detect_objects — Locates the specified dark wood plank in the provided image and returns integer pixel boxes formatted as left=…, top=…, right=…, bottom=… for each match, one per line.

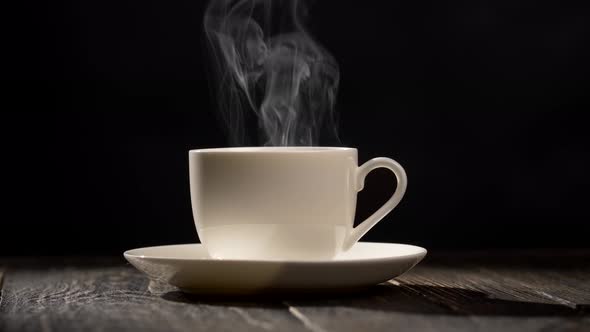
left=477, top=267, right=590, bottom=309
left=1, top=252, right=588, bottom=332
left=282, top=283, right=476, bottom=332
left=285, top=252, right=590, bottom=332
left=285, top=279, right=587, bottom=332
left=0, top=263, right=304, bottom=332
left=0, top=268, right=4, bottom=308
left=398, top=264, right=563, bottom=307
left=404, top=251, right=590, bottom=308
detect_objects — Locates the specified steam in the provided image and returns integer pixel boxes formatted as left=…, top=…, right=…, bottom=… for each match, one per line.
left=204, top=0, right=339, bottom=146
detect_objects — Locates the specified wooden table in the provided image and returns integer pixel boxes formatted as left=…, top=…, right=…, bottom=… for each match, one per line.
left=1, top=251, right=588, bottom=331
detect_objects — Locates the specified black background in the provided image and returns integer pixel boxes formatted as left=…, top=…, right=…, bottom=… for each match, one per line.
left=3, top=0, right=589, bottom=254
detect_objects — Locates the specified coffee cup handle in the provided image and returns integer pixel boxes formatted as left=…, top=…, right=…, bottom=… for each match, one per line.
left=343, top=157, right=408, bottom=250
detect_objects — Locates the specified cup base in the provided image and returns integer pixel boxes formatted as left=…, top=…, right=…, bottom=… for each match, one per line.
left=198, top=223, right=348, bottom=260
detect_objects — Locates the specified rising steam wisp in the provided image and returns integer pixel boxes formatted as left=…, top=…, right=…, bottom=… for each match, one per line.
left=204, top=0, right=339, bottom=146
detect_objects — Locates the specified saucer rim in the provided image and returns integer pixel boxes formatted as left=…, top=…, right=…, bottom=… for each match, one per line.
left=123, top=242, right=427, bottom=265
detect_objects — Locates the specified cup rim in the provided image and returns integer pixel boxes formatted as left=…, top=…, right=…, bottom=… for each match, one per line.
left=189, top=147, right=356, bottom=153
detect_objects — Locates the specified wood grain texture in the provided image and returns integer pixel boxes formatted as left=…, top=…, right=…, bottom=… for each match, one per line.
left=0, top=264, right=303, bottom=332
left=0, top=268, right=4, bottom=309
left=0, top=252, right=588, bottom=332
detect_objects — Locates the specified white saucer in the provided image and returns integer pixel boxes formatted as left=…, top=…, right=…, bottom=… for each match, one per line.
left=124, top=242, right=427, bottom=294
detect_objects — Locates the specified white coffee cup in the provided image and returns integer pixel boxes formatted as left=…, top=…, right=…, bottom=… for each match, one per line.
left=189, top=147, right=407, bottom=260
